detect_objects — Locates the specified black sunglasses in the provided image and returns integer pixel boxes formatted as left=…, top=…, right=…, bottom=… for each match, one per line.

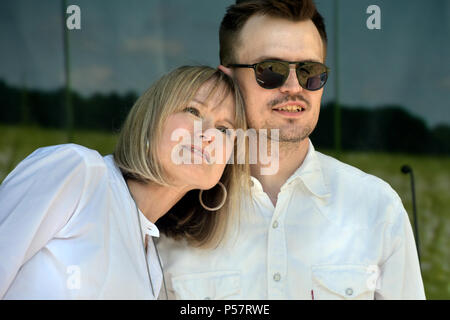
left=228, top=60, right=330, bottom=91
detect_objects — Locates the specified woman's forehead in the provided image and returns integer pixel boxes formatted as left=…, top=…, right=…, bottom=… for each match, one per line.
left=194, top=81, right=235, bottom=110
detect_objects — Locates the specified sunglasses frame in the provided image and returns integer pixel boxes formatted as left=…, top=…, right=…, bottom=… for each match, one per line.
left=227, top=60, right=330, bottom=91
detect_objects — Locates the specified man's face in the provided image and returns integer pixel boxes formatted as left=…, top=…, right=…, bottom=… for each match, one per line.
left=226, top=15, right=325, bottom=143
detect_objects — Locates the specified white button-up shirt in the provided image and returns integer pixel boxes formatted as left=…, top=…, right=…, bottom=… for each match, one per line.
left=157, top=140, right=425, bottom=300
left=0, top=144, right=162, bottom=299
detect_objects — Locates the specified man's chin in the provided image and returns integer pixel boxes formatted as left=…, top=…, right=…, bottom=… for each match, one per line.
left=267, top=128, right=312, bottom=143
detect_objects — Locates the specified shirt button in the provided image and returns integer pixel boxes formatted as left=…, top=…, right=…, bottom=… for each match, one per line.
left=273, top=273, right=281, bottom=282
left=345, top=288, right=354, bottom=296
left=272, top=221, right=279, bottom=229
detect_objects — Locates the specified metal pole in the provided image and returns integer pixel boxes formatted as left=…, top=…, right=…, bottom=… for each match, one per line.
left=20, top=74, right=30, bottom=125
left=62, top=0, right=73, bottom=142
left=401, top=165, right=421, bottom=264
left=154, top=0, right=166, bottom=75
left=334, top=0, right=342, bottom=156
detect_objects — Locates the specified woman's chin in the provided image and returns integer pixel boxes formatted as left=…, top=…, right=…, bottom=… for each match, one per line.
left=186, top=179, right=217, bottom=191
left=174, top=166, right=223, bottom=190
left=203, top=180, right=220, bottom=190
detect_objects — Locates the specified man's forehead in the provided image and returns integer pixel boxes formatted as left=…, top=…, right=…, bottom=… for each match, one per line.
left=236, top=15, right=324, bottom=63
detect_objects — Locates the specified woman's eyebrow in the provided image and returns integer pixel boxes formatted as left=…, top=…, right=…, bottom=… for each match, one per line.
left=191, top=99, right=235, bottom=128
left=191, top=99, right=206, bottom=106
left=222, top=119, right=235, bottom=128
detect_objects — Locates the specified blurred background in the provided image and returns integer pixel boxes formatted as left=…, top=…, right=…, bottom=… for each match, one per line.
left=0, top=0, right=448, bottom=299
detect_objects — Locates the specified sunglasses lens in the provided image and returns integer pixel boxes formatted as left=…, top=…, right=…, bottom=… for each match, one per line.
left=255, top=61, right=288, bottom=89
left=297, top=63, right=328, bottom=91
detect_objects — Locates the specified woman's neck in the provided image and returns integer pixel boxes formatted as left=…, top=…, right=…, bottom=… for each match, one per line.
left=126, top=179, right=191, bottom=223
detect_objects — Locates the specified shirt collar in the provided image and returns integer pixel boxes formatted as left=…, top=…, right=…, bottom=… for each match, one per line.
left=251, top=139, right=331, bottom=199
left=139, top=209, right=160, bottom=239
left=104, top=154, right=161, bottom=239
left=285, top=140, right=330, bottom=198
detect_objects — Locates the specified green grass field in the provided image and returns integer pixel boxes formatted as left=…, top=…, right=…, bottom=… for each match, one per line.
left=1, top=124, right=449, bottom=299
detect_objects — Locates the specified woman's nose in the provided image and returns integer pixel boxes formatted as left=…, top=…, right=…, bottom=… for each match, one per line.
left=199, top=131, right=215, bottom=144
left=195, top=122, right=216, bottom=144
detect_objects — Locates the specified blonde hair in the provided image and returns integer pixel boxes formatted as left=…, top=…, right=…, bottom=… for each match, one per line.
left=114, top=66, right=250, bottom=248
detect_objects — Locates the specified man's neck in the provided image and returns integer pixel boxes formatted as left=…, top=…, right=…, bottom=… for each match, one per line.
left=251, top=138, right=310, bottom=206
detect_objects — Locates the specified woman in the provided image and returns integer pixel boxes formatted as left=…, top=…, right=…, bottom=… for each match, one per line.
left=0, top=66, right=249, bottom=299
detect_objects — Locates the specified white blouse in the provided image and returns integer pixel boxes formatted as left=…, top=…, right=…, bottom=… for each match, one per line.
left=0, top=144, right=162, bottom=299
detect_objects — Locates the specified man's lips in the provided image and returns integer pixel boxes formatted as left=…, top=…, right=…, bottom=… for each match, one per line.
left=272, top=101, right=307, bottom=116
left=181, top=145, right=210, bottom=163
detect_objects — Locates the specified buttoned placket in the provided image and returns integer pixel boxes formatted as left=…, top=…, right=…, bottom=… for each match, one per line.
left=266, top=183, right=294, bottom=299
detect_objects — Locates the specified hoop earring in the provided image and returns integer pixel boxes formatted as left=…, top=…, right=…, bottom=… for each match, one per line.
left=199, top=181, right=227, bottom=211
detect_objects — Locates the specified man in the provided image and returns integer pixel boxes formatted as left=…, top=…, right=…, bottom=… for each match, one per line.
left=157, top=0, right=425, bottom=299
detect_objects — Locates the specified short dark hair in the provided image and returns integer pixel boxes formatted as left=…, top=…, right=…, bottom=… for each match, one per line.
left=219, top=0, right=328, bottom=65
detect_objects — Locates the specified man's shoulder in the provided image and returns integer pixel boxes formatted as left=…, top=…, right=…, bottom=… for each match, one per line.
left=316, top=150, right=393, bottom=191
left=314, top=150, right=405, bottom=225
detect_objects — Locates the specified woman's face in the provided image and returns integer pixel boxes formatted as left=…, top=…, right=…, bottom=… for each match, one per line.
left=158, top=80, right=236, bottom=190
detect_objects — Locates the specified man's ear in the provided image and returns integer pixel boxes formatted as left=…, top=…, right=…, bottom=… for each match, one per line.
left=218, top=64, right=234, bottom=77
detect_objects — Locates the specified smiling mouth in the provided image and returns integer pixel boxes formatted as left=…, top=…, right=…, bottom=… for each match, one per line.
left=272, top=105, right=305, bottom=113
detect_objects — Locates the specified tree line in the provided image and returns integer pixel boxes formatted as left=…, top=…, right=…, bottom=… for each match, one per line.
left=312, top=103, right=450, bottom=154
left=1, top=79, right=449, bottom=155
left=0, top=79, right=136, bottom=133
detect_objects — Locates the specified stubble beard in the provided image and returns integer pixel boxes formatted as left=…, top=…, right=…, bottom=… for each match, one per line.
left=260, top=119, right=312, bottom=144
left=265, top=94, right=315, bottom=143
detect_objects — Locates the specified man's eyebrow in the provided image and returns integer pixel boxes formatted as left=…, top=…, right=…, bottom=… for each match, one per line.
left=253, top=56, right=323, bottom=64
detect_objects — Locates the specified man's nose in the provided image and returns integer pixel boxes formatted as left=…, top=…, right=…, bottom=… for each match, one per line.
left=279, top=66, right=303, bottom=95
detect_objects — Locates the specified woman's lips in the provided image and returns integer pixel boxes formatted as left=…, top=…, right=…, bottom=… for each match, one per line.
left=181, top=145, right=210, bottom=163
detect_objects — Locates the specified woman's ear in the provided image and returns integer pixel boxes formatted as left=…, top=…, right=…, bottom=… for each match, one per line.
left=218, top=65, right=233, bottom=77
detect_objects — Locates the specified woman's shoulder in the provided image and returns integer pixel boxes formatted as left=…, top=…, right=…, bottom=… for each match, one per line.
left=29, top=143, right=105, bottom=167
left=3, top=144, right=108, bottom=187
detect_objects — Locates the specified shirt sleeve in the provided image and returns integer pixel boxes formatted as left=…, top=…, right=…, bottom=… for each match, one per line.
left=375, top=196, right=426, bottom=300
left=0, top=144, right=105, bottom=298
